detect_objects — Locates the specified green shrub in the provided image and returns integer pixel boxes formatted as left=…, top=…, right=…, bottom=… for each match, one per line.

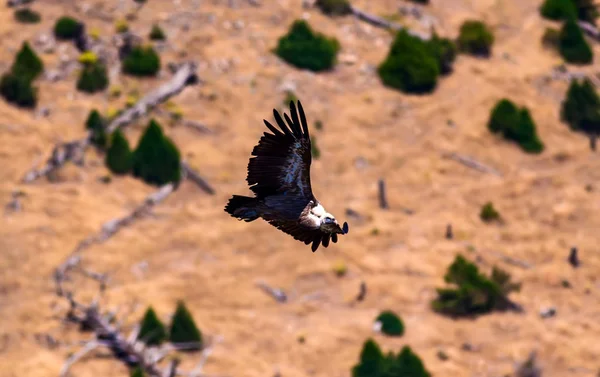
left=77, top=61, right=109, bottom=93
left=480, top=202, right=500, bottom=222
left=149, top=24, right=166, bottom=40
left=561, top=78, right=600, bottom=150
left=377, top=29, right=440, bottom=94
left=428, top=32, right=457, bottom=75
left=137, top=306, right=167, bottom=346
left=169, top=301, right=203, bottom=350
left=14, top=8, right=41, bottom=24
left=11, top=42, right=44, bottom=81
left=0, top=72, right=37, bottom=108
left=122, top=46, right=161, bottom=77
left=352, top=339, right=431, bottom=377
left=315, top=0, right=352, bottom=16
left=573, top=0, right=599, bottom=24
left=274, top=19, right=341, bottom=72
left=85, top=109, right=108, bottom=149
left=375, top=310, right=404, bottom=337
left=311, top=135, right=321, bottom=159
left=540, top=0, right=578, bottom=21
left=132, top=119, right=182, bottom=186
left=542, top=27, right=561, bottom=50
left=431, top=254, right=521, bottom=317
left=54, top=16, right=82, bottom=40
left=105, top=130, right=133, bottom=175
left=457, top=20, right=494, bottom=57
left=487, top=99, right=545, bottom=153
left=130, top=366, right=144, bottom=377
left=559, top=19, right=593, bottom=64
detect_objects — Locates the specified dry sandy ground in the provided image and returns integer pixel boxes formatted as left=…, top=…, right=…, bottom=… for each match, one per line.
left=1, top=0, right=600, bottom=376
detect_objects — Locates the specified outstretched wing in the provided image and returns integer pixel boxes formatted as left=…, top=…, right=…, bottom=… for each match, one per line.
left=266, top=219, right=339, bottom=252
left=246, top=100, right=313, bottom=199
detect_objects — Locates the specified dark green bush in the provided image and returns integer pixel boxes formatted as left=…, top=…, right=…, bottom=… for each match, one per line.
left=105, top=130, right=133, bottom=175
left=85, top=109, right=108, bottom=149
left=559, top=19, right=593, bottom=64
left=457, top=20, right=494, bottom=57
left=542, top=27, right=561, bottom=50
left=169, top=301, right=203, bottom=350
left=122, top=46, right=161, bottom=77
left=132, top=119, right=182, bottom=186
left=77, top=61, right=109, bottom=93
left=274, top=19, right=341, bottom=72
left=14, top=8, right=41, bottom=24
left=377, top=29, right=440, bottom=94
left=137, top=306, right=167, bottom=346
left=428, top=32, right=457, bottom=75
left=431, top=254, right=521, bottom=317
left=315, top=0, right=352, bottom=16
left=0, top=72, right=37, bottom=108
left=149, top=24, right=166, bottom=40
left=130, top=366, right=144, bottom=377
left=375, top=310, right=405, bottom=337
left=487, top=99, right=545, bottom=153
left=540, top=0, right=578, bottom=21
left=480, top=202, right=500, bottom=222
left=11, top=42, right=44, bottom=81
left=54, top=16, right=82, bottom=40
left=561, top=78, right=600, bottom=150
left=352, top=339, right=431, bottom=377
left=573, top=0, right=599, bottom=24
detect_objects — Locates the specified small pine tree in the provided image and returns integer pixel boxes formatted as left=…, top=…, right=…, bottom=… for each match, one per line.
left=274, top=19, right=341, bottom=72
left=85, top=109, right=107, bottom=149
left=105, top=130, right=133, bottom=175
left=487, top=99, right=544, bottom=153
left=540, top=0, right=578, bottom=21
left=559, top=19, right=593, bottom=64
left=149, top=24, right=166, bottom=40
left=315, top=0, right=352, bottom=16
left=54, top=16, right=82, bottom=40
left=561, top=78, right=600, bottom=150
left=375, top=310, right=405, bottom=337
left=457, top=20, right=495, bottom=57
left=77, top=61, right=109, bottom=93
left=377, top=29, right=440, bottom=94
left=514, top=108, right=544, bottom=153
left=488, top=98, right=520, bottom=134
left=122, top=46, right=161, bottom=77
left=386, top=346, right=431, bottom=377
left=0, top=72, right=37, bottom=108
left=11, top=42, right=44, bottom=81
left=352, top=339, right=386, bottom=377
left=132, top=120, right=182, bottom=186
left=352, top=339, right=431, bottom=377
left=14, top=8, right=41, bottom=24
left=169, top=301, right=203, bottom=350
left=137, top=307, right=168, bottom=346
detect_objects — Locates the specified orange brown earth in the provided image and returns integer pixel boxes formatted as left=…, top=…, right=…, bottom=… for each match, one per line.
left=1, top=1, right=600, bottom=376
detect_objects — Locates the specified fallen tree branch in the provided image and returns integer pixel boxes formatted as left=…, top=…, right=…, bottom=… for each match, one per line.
left=255, top=280, right=287, bottom=303
left=181, top=162, right=215, bottom=194
left=442, top=152, right=503, bottom=176
left=488, top=250, right=533, bottom=270
left=22, top=62, right=199, bottom=184
left=578, top=20, right=600, bottom=42
left=349, top=5, right=430, bottom=40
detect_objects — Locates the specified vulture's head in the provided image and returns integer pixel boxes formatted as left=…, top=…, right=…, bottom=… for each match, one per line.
left=312, top=204, right=349, bottom=235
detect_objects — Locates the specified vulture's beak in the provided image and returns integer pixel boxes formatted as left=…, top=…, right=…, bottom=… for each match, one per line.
left=334, top=221, right=349, bottom=234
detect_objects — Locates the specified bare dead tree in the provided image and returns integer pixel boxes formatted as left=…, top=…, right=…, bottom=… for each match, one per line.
left=378, top=178, right=389, bottom=209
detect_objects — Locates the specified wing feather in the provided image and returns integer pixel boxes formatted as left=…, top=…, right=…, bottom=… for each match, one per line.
left=266, top=219, right=332, bottom=252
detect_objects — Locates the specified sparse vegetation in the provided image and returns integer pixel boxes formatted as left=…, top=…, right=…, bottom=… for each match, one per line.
left=14, top=8, right=41, bottom=24
left=54, top=16, right=82, bottom=40
left=85, top=109, right=107, bottom=149
left=432, top=254, right=521, bottom=317
left=378, top=29, right=440, bottom=94
left=332, top=260, right=347, bottom=277
left=428, top=32, right=458, bottom=75
left=558, top=19, right=593, bottom=64
left=480, top=202, right=500, bottom=222
left=122, top=46, right=161, bottom=77
left=311, top=135, right=321, bottom=159
left=149, top=24, right=166, bottom=40
left=540, top=0, right=578, bottom=21
left=375, top=310, right=405, bottom=337
left=137, top=306, right=168, bottom=346
left=105, top=130, right=133, bottom=175
left=542, top=27, right=561, bottom=50
left=168, top=301, right=203, bottom=350
left=487, top=99, right=544, bottom=154
left=561, top=78, right=600, bottom=150
left=315, top=0, right=352, bottom=16
left=352, top=339, right=431, bottom=377
left=274, top=19, right=341, bottom=72
left=457, top=20, right=494, bottom=57
left=132, top=119, right=182, bottom=186
left=77, top=53, right=109, bottom=93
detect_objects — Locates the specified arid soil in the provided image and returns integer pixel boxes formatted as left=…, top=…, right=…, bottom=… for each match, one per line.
left=1, top=1, right=599, bottom=376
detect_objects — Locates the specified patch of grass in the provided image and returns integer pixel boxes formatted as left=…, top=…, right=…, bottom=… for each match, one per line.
left=149, top=24, right=166, bottom=40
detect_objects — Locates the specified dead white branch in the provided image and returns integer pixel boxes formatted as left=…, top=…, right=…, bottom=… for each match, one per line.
left=350, top=6, right=430, bottom=40
left=442, top=152, right=503, bottom=176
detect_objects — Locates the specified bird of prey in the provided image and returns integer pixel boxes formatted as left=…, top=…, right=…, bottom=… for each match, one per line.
left=224, top=100, right=349, bottom=252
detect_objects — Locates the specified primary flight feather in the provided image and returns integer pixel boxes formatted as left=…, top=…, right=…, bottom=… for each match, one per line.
left=224, top=100, right=349, bottom=252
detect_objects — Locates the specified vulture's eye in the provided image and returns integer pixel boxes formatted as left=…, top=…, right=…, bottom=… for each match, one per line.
left=324, top=217, right=334, bottom=224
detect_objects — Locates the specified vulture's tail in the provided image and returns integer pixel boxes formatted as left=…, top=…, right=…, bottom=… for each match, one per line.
left=224, top=195, right=260, bottom=222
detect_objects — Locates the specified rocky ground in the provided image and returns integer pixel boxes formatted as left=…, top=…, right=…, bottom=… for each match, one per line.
left=1, top=0, right=600, bottom=376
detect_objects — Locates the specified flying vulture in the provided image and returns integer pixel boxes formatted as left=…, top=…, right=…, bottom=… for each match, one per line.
left=224, top=100, right=349, bottom=252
